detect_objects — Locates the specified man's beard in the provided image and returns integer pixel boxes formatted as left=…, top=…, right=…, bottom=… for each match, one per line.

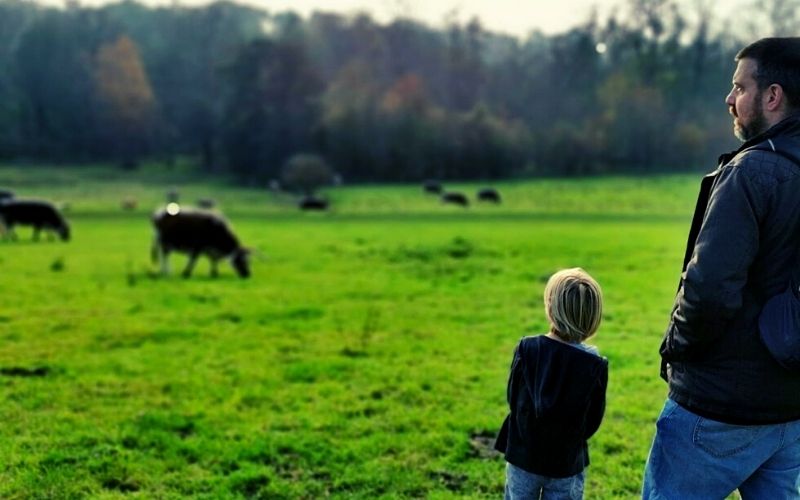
left=734, top=95, right=768, bottom=142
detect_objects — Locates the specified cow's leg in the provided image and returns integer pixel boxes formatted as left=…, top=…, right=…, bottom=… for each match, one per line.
left=160, top=248, right=171, bottom=276
left=151, top=236, right=161, bottom=265
left=182, top=252, right=199, bottom=278
left=210, top=258, right=219, bottom=278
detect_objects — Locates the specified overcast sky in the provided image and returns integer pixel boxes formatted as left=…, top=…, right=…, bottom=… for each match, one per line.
left=244, top=0, right=609, bottom=36
left=258, top=0, right=750, bottom=37
left=39, top=0, right=751, bottom=38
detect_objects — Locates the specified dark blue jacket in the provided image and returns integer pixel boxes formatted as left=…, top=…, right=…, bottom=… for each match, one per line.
left=494, top=335, right=608, bottom=478
left=661, top=113, right=800, bottom=424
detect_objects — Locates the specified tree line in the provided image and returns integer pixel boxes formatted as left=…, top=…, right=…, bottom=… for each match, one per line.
left=0, top=0, right=795, bottom=183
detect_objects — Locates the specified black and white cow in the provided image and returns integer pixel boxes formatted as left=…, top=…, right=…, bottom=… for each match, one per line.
left=151, top=206, right=250, bottom=278
left=0, top=199, right=70, bottom=241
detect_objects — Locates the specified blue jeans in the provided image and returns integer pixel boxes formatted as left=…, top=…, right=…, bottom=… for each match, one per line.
left=505, top=462, right=585, bottom=499
left=643, top=398, right=800, bottom=499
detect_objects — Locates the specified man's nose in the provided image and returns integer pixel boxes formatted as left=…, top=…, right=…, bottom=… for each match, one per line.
left=725, top=92, right=735, bottom=106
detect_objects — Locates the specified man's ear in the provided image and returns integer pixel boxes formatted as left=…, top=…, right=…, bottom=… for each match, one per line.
left=765, top=83, right=785, bottom=112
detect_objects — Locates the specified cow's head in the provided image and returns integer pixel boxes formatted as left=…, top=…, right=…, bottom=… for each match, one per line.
left=59, top=222, right=70, bottom=242
left=231, top=248, right=251, bottom=278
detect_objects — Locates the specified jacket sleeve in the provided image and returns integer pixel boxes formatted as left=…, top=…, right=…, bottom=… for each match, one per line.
left=583, top=360, right=608, bottom=440
left=506, top=340, right=522, bottom=405
left=664, top=159, right=767, bottom=360
left=495, top=340, right=523, bottom=453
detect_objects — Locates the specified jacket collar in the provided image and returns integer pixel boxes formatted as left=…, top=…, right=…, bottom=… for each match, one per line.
left=717, top=112, right=800, bottom=166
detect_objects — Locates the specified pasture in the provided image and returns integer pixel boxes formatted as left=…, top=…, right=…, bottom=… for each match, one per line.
left=0, top=165, right=700, bottom=498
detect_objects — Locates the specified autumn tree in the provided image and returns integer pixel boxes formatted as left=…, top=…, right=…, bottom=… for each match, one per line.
left=374, top=73, right=442, bottom=180
left=0, top=0, right=769, bottom=176
left=14, top=8, right=113, bottom=159
left=319, top=60, right=382, bottom=180
left=93, top=35, right=158, bottom=168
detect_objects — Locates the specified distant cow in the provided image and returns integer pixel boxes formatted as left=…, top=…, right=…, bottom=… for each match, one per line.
left=423, top=180, right=443, bottom=194
left=197, top=198, right=216, bottom=209
left=0, top=189, right=13, bottom=200
left=121, top=197, right=138, bottom=211
left=166, top=189, right=180, bottom=203
left=477, top=188, right=501, bottom=204
left=441, top=192, right=469, bottom=207
left=152, top=208, right=250, bottom=278
left=0, top=199, right=70, bottom=241
left=299, top=196, right=329, bottom=211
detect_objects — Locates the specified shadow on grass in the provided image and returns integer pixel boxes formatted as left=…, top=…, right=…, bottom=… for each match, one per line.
left=0, top=365, right=53, bottom=377
left=125, top=269, right=245, bottom=286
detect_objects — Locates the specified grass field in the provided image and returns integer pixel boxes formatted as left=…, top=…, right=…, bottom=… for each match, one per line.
left=0, top=165, right=702, bottom=498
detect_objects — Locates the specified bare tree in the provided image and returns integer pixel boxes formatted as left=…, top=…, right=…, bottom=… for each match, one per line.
left=746, top=0, right=800, bottom=37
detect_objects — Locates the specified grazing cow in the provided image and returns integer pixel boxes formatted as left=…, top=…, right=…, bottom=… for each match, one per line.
left=152, top=207, right=250, bottom=278
left=121, top=198, right=138, bottom=211
left=0, top=199, right=70, bottom=241
left=441, top=191, right=469, bottom=207
left=197, top=198, right=216, bottom=209
left=298, top=196, right=328, bottom=211
left=423, top=180, right=443, bottom=194
left=0, top=189, right=13, bottom=200
left=477, top=188, right=502, bottom=204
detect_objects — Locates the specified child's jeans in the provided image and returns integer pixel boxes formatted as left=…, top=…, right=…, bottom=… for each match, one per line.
left=505, top=462, right=585, bottom=499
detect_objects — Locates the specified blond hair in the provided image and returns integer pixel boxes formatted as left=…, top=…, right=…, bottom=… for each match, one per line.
left=543, top=268, right=603, bottom=343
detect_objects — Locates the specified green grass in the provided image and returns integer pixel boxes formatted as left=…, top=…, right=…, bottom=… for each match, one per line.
left=0, top=166, right=701, bottom=498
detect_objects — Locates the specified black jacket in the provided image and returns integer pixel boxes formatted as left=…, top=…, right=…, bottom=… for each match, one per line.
left=494, top=336, right=608, bottom=478
left=661, top=113, right=800, bottom=424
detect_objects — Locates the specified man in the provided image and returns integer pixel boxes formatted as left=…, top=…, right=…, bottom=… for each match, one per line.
left=642, top=38, right=800, bottom=499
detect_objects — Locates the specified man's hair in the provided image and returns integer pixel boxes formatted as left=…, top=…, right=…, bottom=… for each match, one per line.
left=543, top=268, right=603, bottom=343
left=736, top=37, right=800, bottom=110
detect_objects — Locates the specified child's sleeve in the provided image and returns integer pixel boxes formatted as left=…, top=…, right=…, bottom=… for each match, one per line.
left=495, top=340, right=523, bottom=453
left=583, top=360, right=609, bottom=440
left=505, top=340, right=523, bottom=405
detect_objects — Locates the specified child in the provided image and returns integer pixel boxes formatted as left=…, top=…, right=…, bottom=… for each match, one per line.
left=495, top=268, right=608, bottom=500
